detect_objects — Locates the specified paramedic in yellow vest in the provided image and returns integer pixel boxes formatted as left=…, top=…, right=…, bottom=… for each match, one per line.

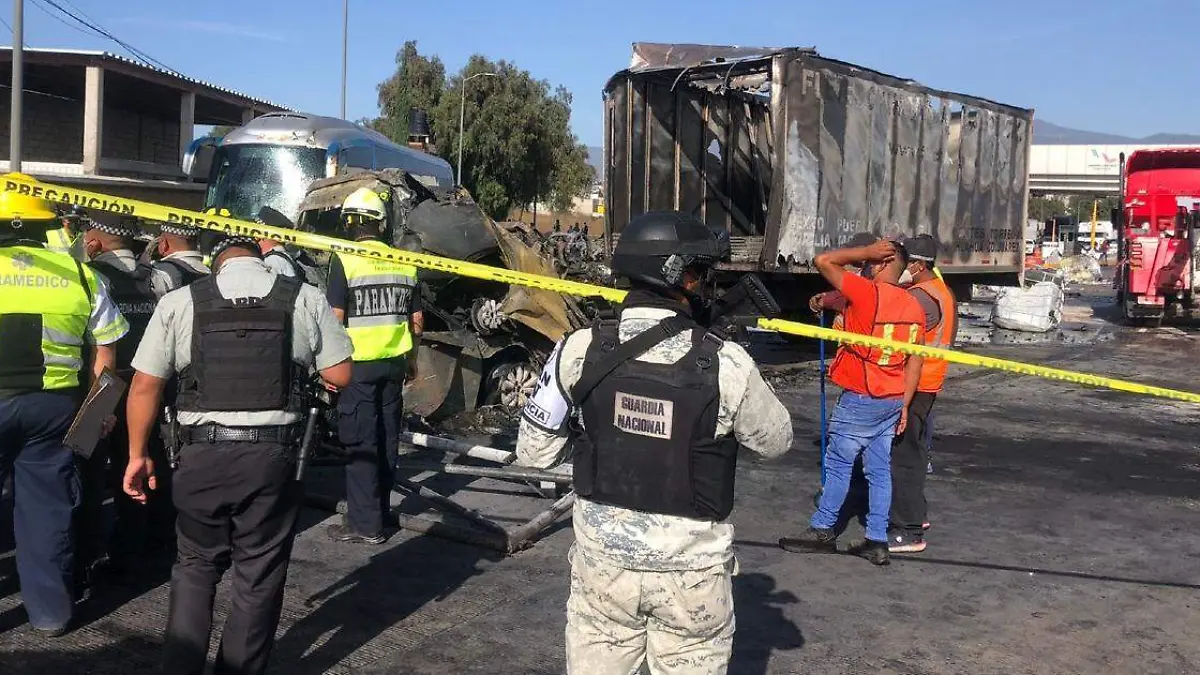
left=0, top=190, right=128, bottom=636
left=324, top=187, right=423, bottom=544
left=889, top=234, right=957, bottom=553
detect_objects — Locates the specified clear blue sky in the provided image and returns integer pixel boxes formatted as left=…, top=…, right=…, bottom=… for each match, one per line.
left=8, top=0, right=1198, bottom=146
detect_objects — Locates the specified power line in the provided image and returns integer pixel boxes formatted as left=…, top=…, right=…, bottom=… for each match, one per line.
left=37, top=0, right=177, bottom=73
left=30, top=0, right=98, bottom=38
left=0, top=13, right=29, bottom=48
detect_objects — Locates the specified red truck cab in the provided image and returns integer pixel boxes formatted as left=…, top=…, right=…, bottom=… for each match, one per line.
left=1117, top=148, right=1200, bottom=324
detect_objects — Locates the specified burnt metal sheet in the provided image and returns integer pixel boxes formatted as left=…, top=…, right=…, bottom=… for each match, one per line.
left=604, top=73, right=772, bottom=245
left=630, top=81, right=648, bottom=217
left=648, top=83, right=677, bottom=212
left=629, top=43, right=787, bottom=72
left=917, top=97, right=946, bottom=238
left=605, top=47, right=1032, bottom=274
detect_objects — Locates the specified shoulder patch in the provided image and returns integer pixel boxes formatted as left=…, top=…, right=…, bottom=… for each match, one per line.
left=522, top=341, right=571, bottom=432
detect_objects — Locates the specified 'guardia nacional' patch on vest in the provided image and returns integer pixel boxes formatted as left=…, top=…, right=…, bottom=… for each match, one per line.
left=613, top=391, right=674, bottom=440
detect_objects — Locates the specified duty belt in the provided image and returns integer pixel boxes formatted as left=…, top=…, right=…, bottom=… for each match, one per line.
left=178, top=423, right=301, bottom=445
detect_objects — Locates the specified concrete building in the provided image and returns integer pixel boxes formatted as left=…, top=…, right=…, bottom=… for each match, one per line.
left=1, top=47, right=288, bottom=208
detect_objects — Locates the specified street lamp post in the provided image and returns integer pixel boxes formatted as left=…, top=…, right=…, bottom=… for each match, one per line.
left=11, top=0, right=24, bottom=171
left=457, top=72, right=497, bottom=186
left=340, top=0, right=348, bottom=119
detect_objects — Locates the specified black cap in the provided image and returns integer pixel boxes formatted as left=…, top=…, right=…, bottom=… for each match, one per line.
left=198, top=230, right=259, bottom=260
left=903, top=234, right=938, bottom=265
left=86, top=217, right=141, bottom=239
left=158, top=221, right=201, bottom=238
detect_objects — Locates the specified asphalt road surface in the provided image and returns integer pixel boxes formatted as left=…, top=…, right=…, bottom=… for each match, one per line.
left=2, top=290, right=1199, bottom=674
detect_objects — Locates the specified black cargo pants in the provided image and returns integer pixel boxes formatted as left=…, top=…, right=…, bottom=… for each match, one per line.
left=162, top=440, right=301, bottom=675
left=890, top=392, right=937, bottom=538
left=75, top=394, right=175, bottom=579
left=338, top=356, right=405, bottom=537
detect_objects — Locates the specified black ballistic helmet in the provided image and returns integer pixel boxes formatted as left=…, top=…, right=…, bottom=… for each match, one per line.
left=611, top=211, right=730, bottom=292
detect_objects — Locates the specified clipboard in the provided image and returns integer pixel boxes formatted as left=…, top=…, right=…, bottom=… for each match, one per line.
left=64, top=368, right=128, bottom=458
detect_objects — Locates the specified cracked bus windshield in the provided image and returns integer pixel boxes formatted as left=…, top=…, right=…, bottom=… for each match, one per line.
left=205, top=144, right=326, bottom=221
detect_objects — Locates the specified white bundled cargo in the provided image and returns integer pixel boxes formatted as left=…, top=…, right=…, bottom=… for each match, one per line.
left=991, top=282, right=1066, bottom=333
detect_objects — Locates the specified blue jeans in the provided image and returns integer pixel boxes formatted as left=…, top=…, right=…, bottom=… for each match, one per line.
left=0, top=390, right=80, bottom=630
left=811, top=391, right=902, bottom=542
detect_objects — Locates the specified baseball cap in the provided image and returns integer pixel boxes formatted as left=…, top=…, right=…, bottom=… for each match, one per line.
left=903, top=234, right=938, bottom=266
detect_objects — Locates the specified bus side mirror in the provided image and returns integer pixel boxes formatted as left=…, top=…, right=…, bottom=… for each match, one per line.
left=183, top=138, right=218, bottom=182
left=1110, top=207, right=1122, bottom=228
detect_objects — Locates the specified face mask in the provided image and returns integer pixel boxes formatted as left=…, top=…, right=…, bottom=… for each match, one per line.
left=898, top=268, right=914, bottom=286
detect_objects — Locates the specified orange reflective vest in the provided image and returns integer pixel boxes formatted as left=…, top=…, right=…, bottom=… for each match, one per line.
left=910, top=277, right=957, bottom=393
left=829, top=281, right=926, bottom=399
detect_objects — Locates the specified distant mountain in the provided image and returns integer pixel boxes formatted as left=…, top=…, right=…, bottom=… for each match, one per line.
left=1033, top=120, right=1200, bottom=145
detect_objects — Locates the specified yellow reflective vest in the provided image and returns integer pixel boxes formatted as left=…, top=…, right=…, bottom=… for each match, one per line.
left=336, top=251, right=417, bottom=362
left=44, top=226, right=84, bottom=261
left=0, top=246, right=101, bottom=392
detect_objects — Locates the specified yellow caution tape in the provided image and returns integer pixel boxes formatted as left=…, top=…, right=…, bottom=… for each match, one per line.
left=4, top=173, right=1198, bottom=405
left=759, top=319, right=1200, bottom=404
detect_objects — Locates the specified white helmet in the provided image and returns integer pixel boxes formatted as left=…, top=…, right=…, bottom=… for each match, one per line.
left=342, top=187, right=387, bottom=222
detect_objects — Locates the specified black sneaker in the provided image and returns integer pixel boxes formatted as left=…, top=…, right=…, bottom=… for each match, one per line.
left=779, top=527, right=837, bottom=553
left=326, top=524, right=387, bottom=545
left=849, top=540, right=890, bottom=566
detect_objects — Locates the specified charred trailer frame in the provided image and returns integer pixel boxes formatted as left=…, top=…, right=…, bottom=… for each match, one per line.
left=603, top=46, right=1034, bottom=302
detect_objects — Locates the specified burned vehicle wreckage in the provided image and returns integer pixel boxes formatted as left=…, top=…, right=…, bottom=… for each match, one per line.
left=288, top=168, right=589, bottom=419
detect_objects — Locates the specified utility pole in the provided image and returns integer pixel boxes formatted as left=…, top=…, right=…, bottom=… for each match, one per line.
left=456, top=71, right=497, bottom=186
left=340, top=0, right=348, bottom=119
left=10, top=0, right=24, bottom=171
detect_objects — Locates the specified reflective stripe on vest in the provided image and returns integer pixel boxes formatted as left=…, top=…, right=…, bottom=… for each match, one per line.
left=45, top=227, right=84, bottom=261
left=44, top=227, right=72, bottom=254
left=912, top=277, right=958, bottom=393
left=337, top=252, right=417, bottom=361
left=0, top=246, right=94, bottom=392
left=829, top=281, right=925, bottom=399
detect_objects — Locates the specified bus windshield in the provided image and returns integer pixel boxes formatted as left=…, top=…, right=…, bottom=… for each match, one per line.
left=205, top=144, right=327, bottom=221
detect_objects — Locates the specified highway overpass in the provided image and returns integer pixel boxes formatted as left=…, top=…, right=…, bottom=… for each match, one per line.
left=1029, top=143, right=1197, bottom=195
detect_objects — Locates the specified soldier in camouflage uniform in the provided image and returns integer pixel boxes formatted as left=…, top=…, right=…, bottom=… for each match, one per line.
left=516, top=211, right=794, bottom=675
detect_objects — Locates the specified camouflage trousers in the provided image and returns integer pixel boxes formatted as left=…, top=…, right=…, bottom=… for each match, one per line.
left=565, top=547, right=735, bottom=675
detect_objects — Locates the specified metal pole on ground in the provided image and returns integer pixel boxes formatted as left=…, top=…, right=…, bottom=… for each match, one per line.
left=819, top=311, right=828, bottom=486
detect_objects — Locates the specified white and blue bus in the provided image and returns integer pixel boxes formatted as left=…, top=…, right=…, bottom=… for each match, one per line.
left=183, top=112, right=454, bottom=222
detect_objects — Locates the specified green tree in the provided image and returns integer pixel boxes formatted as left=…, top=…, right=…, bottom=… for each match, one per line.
left=1028, top=196, right=1064, bottom=222
left=372, top=40, right=445, bottom=144
left=372, top=46, right=593, bottom=220
left=207, top=125, right=235, bottom=139
left=1066, top=195, right=1120, bottom=223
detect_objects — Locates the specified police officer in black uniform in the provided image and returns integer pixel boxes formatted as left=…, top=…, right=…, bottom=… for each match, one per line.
left=122, top=231, right=353, bottom=675
left=79, top=217, right=175, bottom=579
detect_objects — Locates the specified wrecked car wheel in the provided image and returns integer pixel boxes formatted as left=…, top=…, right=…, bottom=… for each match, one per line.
left=470, top=298, right=506, bottom=336
left=486, top=361, right=540, bottom=411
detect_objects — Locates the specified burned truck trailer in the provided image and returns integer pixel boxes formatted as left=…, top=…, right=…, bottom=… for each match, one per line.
left=603, top=44, right=1033, bottom=303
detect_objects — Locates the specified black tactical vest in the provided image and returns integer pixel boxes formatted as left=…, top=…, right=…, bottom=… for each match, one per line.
left=156, top=258, right=208, bottom=289
left=571, top=315, right=740, bottom=521
left=176, top=274, right=303, bottom=413
left=90, top=260, right=157, bottom=370
left=265, top=249, right=305, bottom=280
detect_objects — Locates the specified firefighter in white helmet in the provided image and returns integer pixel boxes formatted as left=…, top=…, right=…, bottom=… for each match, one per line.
left=324, top=187, right=423, bottom=544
